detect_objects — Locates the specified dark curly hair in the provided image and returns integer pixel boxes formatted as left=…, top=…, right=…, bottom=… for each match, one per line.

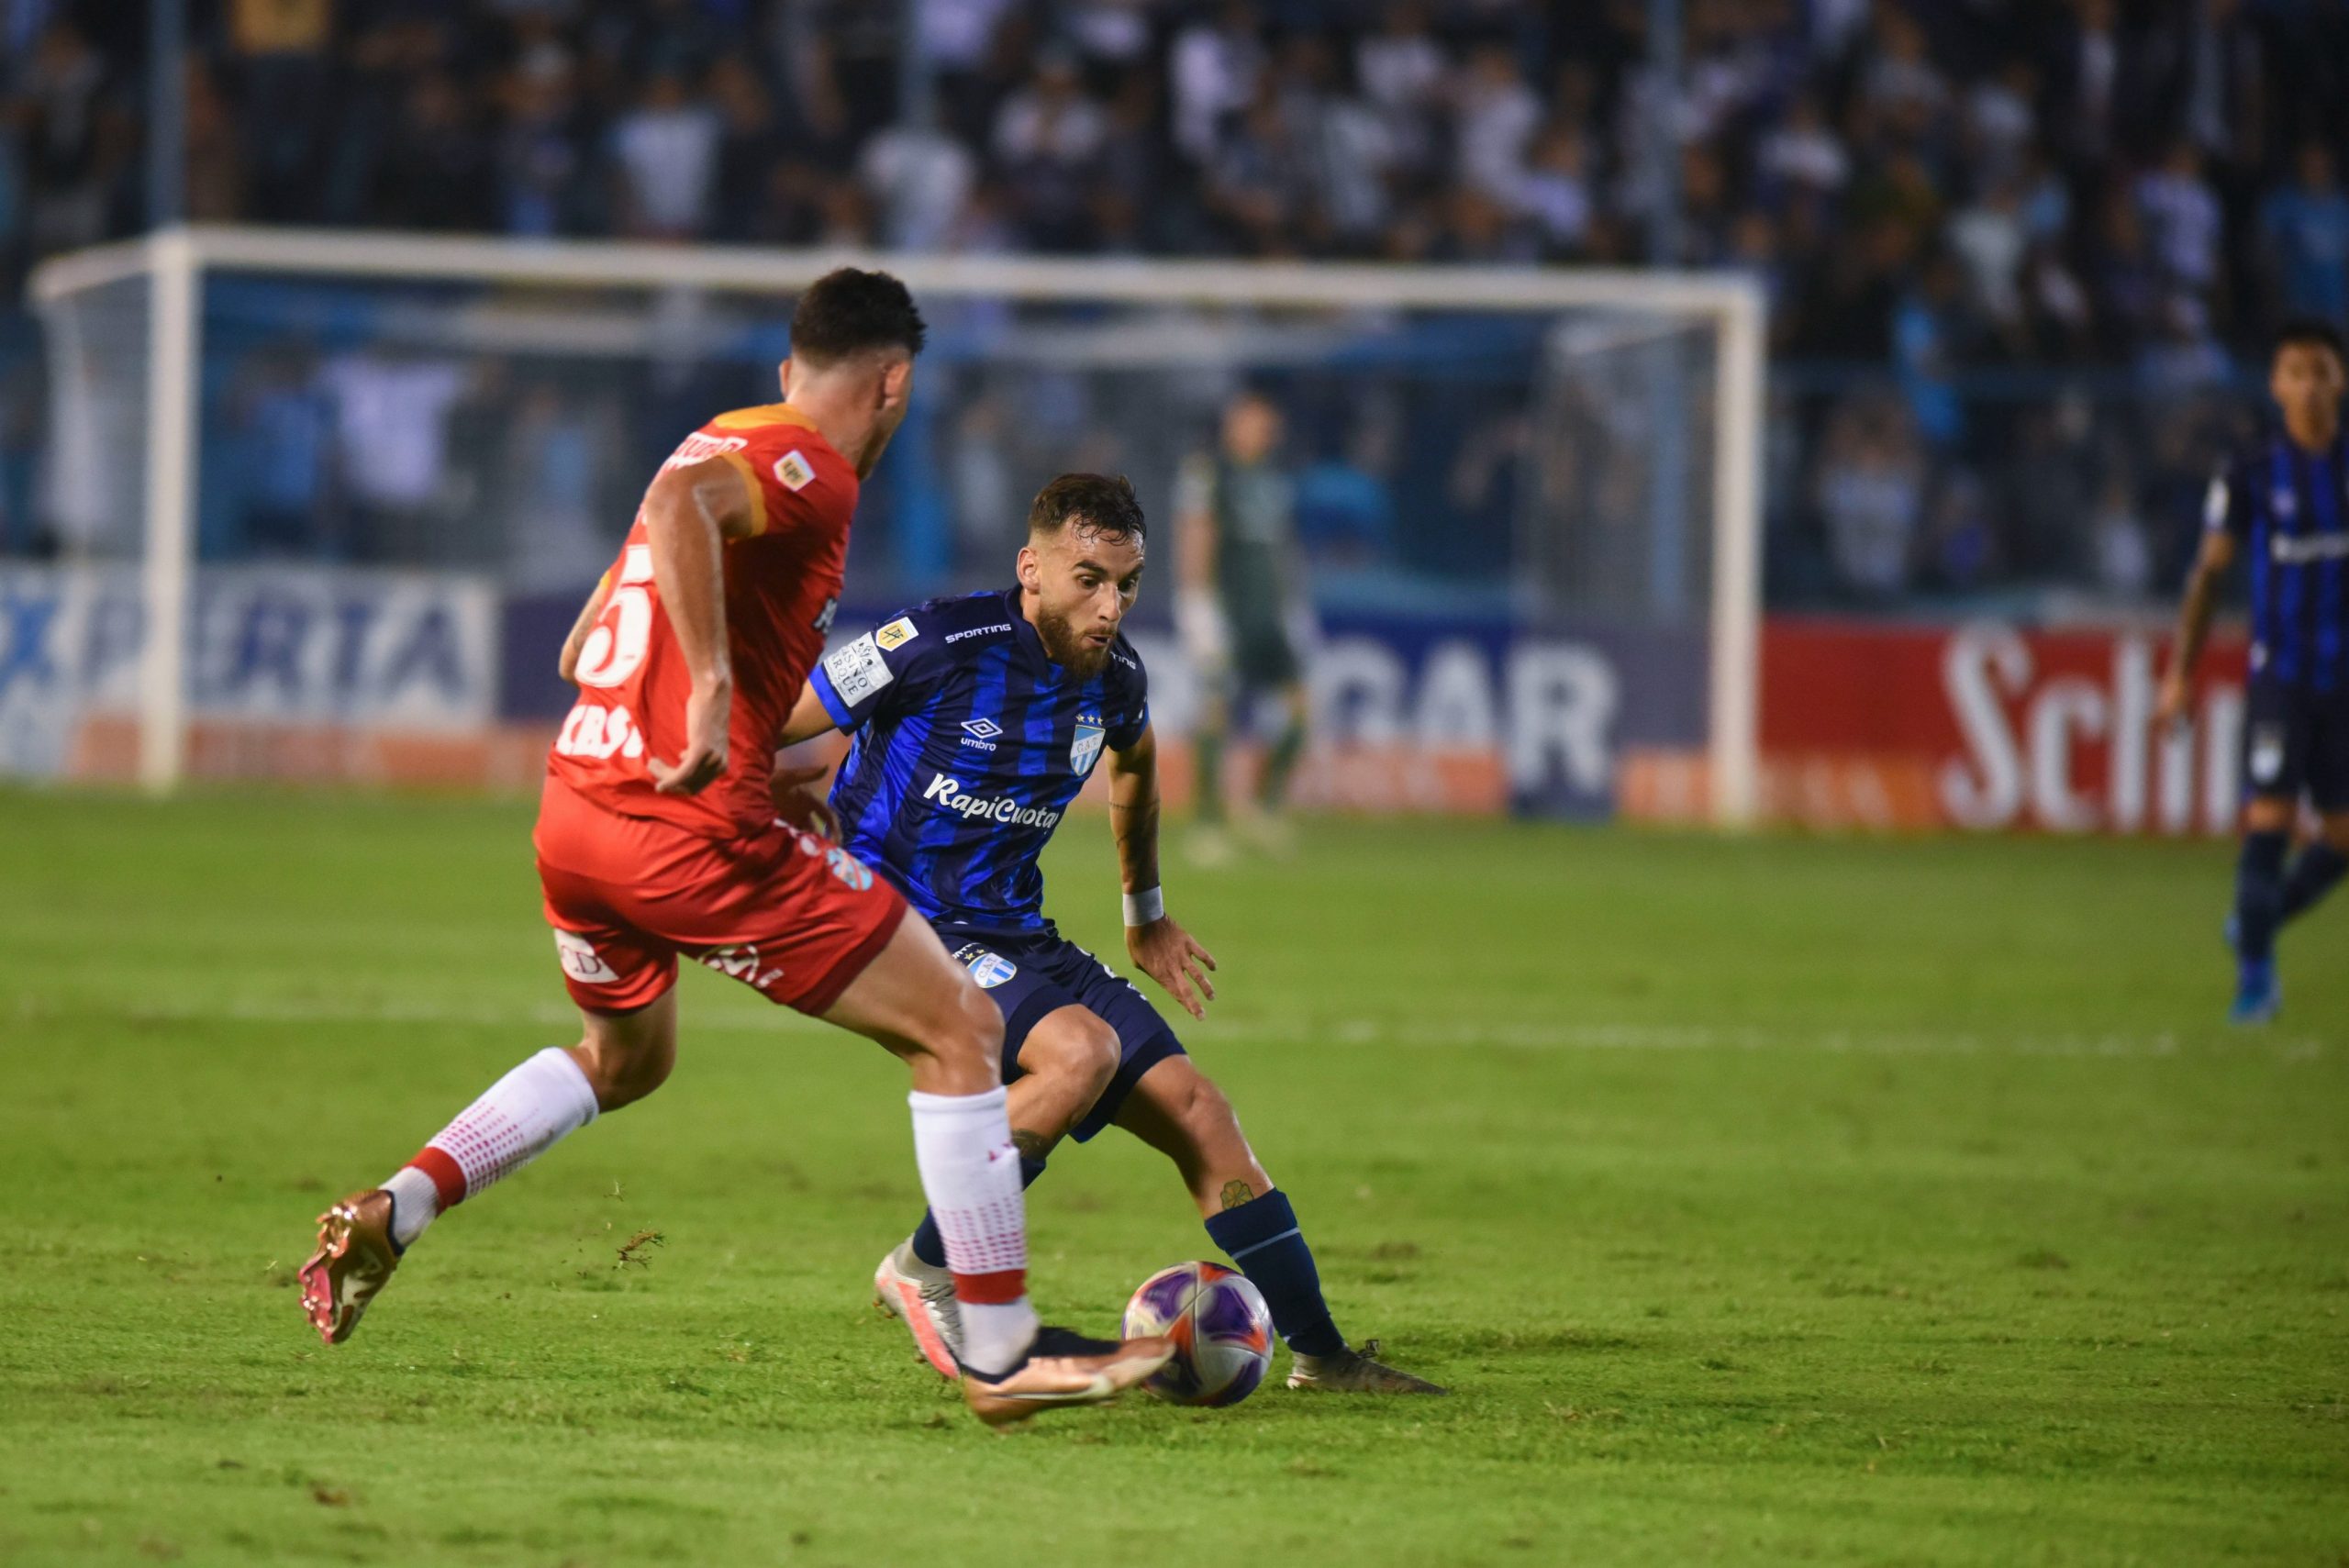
left=789, top=268, right=927, bottom=366
left=1027, top=473, right=1147, bottom=544
left=2274, top=316, right=2346, bottom=364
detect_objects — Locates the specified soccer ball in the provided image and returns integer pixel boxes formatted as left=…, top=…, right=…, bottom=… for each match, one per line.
left=1121, top=1261, right=1275, bottom=1407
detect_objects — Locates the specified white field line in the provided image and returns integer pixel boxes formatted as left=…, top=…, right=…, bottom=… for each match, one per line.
left=10, top=995, right=2325, bottom=1062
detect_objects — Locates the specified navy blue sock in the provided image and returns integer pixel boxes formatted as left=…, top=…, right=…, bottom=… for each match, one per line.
left=2234, top=830, right=2289, bottom=962
left=2280, top=843, right=2349, bottom=923
left=1204, top=1188, right=1345, bottom=1358
left=911, top=1158, right=1047, bottom=1270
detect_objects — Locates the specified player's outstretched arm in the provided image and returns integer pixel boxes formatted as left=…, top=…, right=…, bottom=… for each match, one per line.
left=2159, top=529, right=2235, bottom=728
left=1108, top=723, right=1218, bottom=1018
left=777, top=679, right=838, bottom=748
left=643, top=457, right=759, bottom=795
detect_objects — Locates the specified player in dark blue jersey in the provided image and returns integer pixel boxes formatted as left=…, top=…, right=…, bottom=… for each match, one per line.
left=774, top=473, right=1443, bottom=1395
left=2159, top=317, right=2349, bottom=1023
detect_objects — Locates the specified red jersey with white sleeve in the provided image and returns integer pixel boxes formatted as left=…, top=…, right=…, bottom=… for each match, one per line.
left=548, top=404, right=854, bottom=840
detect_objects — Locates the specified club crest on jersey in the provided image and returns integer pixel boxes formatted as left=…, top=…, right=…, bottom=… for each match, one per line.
left=775, top=450, right=815, bottom=491
left=1071, top=714, right=1105, bottom=774
left=952, top=942, right=1019, bottom=989
left=874, top=617, right=918, bottom=651
left=2272, top=487, right=2299, bottom=519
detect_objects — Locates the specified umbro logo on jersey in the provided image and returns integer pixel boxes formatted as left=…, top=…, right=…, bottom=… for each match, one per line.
left=961, top=717, right=1002, bottom=751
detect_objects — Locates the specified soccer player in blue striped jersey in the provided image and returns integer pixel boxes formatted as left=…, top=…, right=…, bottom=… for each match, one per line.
left=2159, top=317, right=2349, bottom=1024
left=773, top=473, right=1443, bottom=1395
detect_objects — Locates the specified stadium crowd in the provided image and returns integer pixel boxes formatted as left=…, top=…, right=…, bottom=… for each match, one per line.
left=1, top=0, right=2346, bottom=605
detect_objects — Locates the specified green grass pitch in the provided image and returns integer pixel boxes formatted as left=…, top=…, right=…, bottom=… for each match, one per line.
left=1, top=790, right=2344, bottom=1566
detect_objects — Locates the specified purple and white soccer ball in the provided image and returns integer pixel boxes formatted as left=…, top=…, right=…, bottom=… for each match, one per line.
left=1121, top=1261, right=1275, bottom=1407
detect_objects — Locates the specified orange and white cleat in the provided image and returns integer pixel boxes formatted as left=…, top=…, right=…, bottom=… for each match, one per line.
left=961, top=1327, right=1174, bottom=1428
left=298, top=1189, right=401, bottom=1345
left=874, top=1240, right=963, bottom=1378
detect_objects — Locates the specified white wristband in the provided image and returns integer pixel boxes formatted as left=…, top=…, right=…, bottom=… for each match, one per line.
left=1122, top=885, right=1164, bottom=927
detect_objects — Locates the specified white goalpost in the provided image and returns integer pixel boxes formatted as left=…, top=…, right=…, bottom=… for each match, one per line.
left=28, top=223, right=1765, bottom=823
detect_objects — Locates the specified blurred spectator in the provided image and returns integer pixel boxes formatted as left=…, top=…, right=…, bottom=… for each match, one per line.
left=321, top=349, right=469, bottom=562
left=2087, top=471, right=2154, bottom=597
left=1816, top=394, right=1924, bottom=600
left=1947, top=177, right=2027, bottom=339
left=1170, top=1, right=1263, bottom=165
left=497, top=39, right=592, bottom=237
left=15, top=22, right=129, bottom=256
left=1518, top=120, right=1593, bottom=256
left=2259, top=142, right=2349, bottom=326
left=1961, top=58, right=2037, bottom=189
left=1453, top=42, right=1540, bottom=207
left=2134, top=139, right=2223, bottom=295
left=992, top=52, right=1106, bottom=251
left=1355, top=2, right=1447, bottom=179
left=611, top=71, right=719, bottom=239
left=2, top=0, right=2345, bottom=611
left=231, top=344, right=332, bottom=557
left=1756, top=92, right=1850, bottom=206
left=498, top=383, right=611, bottom=591
left=375, top=72, right=494, bottom=232
left=228, top=0, right=333, bottom=219
left=1921, top=468, right=1997, bottom=593
left=183, top=61, right=245, bottom=221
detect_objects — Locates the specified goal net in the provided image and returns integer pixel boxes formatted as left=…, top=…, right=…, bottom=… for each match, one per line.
left=15, top=227, right=1763, bottom=822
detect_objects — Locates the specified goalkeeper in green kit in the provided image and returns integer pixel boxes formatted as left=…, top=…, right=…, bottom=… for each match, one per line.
left=1175, top=388, right=1314, bottom=863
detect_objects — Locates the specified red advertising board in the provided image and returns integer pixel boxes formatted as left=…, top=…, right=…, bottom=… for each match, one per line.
left=1753, top=617, right=2252, bottom=834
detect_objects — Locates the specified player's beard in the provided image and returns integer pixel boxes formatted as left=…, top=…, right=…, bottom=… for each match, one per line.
left=1034, top=602, right=1113, bottom=677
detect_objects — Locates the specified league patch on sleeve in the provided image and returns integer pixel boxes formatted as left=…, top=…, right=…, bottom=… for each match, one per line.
left=874, top=616, right=919, bottom=652
left=823, top=633, right=895, bottom=706
left=775, top=450, right=815, bottom=492
left=2204, top=474, right=2229, bottom=530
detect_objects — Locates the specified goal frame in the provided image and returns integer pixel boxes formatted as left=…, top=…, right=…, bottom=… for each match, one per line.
left=29, top=223, right=1767, bottom=823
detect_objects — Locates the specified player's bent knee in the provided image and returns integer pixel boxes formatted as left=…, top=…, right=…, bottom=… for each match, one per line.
left=1184, top=1074, right=1241, bottom=1136
left=1029, top=1011, right=1119, bottom=1097
left=573, top=997, right=676, bottom=1112
left=572, top=1036, right=673, bottom=1111
left=924, top=984, right=1005, bottom=1091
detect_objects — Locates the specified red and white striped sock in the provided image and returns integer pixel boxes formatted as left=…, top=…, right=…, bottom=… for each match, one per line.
left=907, top=1085, right=1037, bottom=1376
left=383, top=1047, right=600, bottom=1248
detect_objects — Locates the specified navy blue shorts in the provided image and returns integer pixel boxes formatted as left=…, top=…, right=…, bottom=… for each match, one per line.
left=942, top=929, right=1186, bottom=1142
left=2243, top=679, right=2349, bottom=812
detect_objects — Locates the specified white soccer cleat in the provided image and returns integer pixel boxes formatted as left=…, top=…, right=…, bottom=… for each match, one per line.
left=874, top=1239, right=963, bottom=1378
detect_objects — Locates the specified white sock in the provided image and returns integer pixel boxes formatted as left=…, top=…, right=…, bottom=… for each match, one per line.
left=393, top=1047, right=600, bottom=1244
left=382, top=1166, right=440, bottom=1249
left=907, top=1085, right=1037, bottom=1376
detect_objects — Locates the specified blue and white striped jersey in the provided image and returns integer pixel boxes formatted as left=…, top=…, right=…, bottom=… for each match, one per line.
left=2209, top=432, right=2349, bottom=690
left=810, top=589, right=1150, bottom=936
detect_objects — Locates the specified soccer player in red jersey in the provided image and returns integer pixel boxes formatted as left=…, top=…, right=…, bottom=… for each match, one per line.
left=297, top=270, right=1169, bottom=1425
